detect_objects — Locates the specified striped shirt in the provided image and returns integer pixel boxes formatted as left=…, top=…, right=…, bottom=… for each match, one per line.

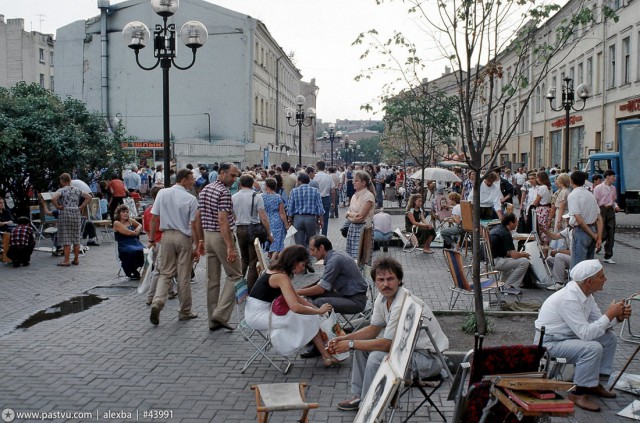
left=199, top=180, right=234, bottom=232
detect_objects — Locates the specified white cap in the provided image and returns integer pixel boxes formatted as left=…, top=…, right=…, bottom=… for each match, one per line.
left=570, top=259, right=603, bottom=281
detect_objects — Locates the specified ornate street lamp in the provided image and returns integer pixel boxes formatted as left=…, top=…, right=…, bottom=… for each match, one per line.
left=286, top=95, right=316, bottom=167
left=123, top=0, right=208, bottom=184
left=547, top=78, right=590, bottom=170
left=322, top=123, right=342, bottom=166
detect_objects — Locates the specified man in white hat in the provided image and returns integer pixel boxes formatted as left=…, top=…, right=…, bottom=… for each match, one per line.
left=534, top=259, right=631, bottom=412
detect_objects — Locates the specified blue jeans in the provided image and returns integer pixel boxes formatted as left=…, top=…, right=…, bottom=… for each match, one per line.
left=571, top=226, right=595, bottom=269
left=321, top=196, right=331, bottom=236
left=375, top=183, right=384, bottom=207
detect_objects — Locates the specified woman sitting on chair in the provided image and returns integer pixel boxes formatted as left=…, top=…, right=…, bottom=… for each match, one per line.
left=113, top=204, right=144, bottom=280
left=406, top=194, right=436, bottom=254
left=245, top=245, right=339, bottom=367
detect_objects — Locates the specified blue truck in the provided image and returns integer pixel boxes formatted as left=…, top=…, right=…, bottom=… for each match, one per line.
left=585, top=119, right=640, bottom=213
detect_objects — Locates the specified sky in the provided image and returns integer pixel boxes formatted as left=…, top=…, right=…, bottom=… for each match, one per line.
left=0, top=0, right=452, bottom=123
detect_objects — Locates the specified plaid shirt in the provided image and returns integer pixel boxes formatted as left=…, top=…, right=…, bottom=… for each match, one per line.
left=199, top=180, right=234, bottom=232
left=10, top=224, right=34, bottom=247
left=286, top=184, right=325, bottom=217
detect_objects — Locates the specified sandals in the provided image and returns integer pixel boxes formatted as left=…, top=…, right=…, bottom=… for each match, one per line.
left=72, top=259, right=79, bottom=265
left=57, top=262, right=70, bottom=267
left=422, top=250, right=435, bottom=254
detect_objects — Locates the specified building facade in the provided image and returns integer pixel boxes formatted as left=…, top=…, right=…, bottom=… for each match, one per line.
left=54, top=0, right=317, bottom=168
left=0, top=16, right=54, bottom=90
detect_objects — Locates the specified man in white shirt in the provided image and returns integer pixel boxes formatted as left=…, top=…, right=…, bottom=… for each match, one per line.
left=567, top=171, right=603, bottom=268
left=148, top=168, right=201, bottom=325
left=534, top=259, right=630, bottom=412
left=332, top=256, right=448, bottom=412
left=468, top=171, right=503, bottom=220
left=372, top=209, right=393, bottom=252
left=314, top=160, right=334, bottom=236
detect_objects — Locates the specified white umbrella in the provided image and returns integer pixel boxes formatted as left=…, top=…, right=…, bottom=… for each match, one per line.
left=71, top=179, right=92, bottom=193
left=408, top=167, right=461, bottom=182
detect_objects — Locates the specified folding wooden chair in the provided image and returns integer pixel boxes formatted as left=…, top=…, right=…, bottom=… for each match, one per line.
left=254, top=238, right=269, bottom=275
left=458, top=201, right=474, bottom=256
left=443, top=249, right=503, bottom=310
left=235, top=279, right=292, bottom=374
left=251, top=383, right=318, bottom=423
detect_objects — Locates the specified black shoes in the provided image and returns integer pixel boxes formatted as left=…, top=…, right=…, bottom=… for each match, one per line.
left=300, top=344, right=321, bottom=358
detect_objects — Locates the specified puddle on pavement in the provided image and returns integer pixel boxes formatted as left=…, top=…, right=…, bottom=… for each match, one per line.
left=17, top=294, right=106, bottom=329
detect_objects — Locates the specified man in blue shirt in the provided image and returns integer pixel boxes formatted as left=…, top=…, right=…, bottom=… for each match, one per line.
left=287, top=172, right=324, bottom=248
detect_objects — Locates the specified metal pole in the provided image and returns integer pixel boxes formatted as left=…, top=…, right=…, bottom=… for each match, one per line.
left=204, top=112, right=211, bottom=143
left=563, top=105, right=570, bottom=171
left=330, top=136, right=334, bottom=166
left=162, top=63, right=171, bottom=185
left=298, top=118, right=303, bottom=168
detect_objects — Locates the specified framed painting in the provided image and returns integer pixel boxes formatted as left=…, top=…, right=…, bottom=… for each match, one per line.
left=389, top=293, right=424, bottom=377
left=354, top=360, right=400, bottom=423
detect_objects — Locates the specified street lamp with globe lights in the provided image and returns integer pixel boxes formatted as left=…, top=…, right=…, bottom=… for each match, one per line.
left=322, top=123, right=342, bottom=166
left=286, top=95, right=316, bottom=168
left=122, top=0, right=208, bottom=185
left=547, top=77, right=590, bottom=171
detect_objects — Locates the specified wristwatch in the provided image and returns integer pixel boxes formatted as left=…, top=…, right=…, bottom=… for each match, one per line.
left=348, top=340, right=355, bottom=350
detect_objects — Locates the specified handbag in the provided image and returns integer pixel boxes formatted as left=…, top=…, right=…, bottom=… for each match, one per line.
left=271, top=294, right=290, bottom=316
left=249, top=192, right=269, bottom=243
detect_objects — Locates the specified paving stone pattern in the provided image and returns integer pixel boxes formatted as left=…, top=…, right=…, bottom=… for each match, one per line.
left=1, top=208, right=639, bottom=422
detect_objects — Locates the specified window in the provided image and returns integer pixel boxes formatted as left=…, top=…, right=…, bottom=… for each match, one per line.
left=541, top=83, right=546, bottom=112
left=608, top=44, right=616, bottom=88
left=551, top=130, right=562, bottom=169
left=39, top=74, right=45, bottom=88
left=534, top=137, right=544, bottom=169
left=623, top=37, right=630, bottom=84
left=535, top=86, right=541, bottom=113
left=596, top=52, right=602, bottom=93
left=49, top=76, right=54, bottom=91
left=49, top=51, right=54, bottom=67
left=569, top=67, right=575, bottom=82
left=569, top=127, right=585, bottom=170
left=578, top=62, right=584, bottom=84
left=39, top=48, right=44, bottom=63
left=586, top=57, right=597, bottom=92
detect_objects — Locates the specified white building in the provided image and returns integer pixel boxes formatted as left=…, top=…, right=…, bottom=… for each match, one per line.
left=0, top=16, right=55, bottom=90
left=54, top=0, right=318, bottom=168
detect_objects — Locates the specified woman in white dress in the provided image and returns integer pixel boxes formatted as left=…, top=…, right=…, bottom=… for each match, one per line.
left=245, top=245, right=339, bottom=366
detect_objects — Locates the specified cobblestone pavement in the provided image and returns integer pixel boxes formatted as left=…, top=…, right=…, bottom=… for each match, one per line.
left=1, top=207, right=639, bottom=422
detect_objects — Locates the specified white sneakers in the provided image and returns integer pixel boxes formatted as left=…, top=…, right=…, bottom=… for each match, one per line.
left=603, top=258, right=616, bottom=264
left=546, top=283, right=565, bottom=291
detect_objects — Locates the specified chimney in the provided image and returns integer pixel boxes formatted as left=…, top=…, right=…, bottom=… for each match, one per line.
left=0, top=15, right=4, bottom=24
left=443, top=66, right=451, bottom=75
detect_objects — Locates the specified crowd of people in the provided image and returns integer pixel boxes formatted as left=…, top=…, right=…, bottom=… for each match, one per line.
left=0, top=158, right=631, bottom=415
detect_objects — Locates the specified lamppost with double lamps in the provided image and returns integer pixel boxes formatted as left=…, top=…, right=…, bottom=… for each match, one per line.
left=123, top=0, right=208, bottom=185
left=547, top=77, right=590, bottom=171
left=286, top=95, right=316, bottom=168
left=322, top=123, right=342, bottom=166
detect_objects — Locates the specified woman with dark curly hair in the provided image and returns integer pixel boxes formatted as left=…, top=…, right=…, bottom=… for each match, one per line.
left=113, top=204, right=145, bottom=279
left=245, top=245, right=339, bottom=366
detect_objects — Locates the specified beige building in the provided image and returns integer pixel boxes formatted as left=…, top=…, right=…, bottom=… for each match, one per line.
left=0, top=16, right=54, bottom=90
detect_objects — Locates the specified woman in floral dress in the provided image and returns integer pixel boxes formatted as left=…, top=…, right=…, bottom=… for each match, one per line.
left=262, top=178, right=289, bottom=260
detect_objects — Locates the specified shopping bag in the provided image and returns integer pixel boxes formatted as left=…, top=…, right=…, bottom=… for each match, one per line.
left=284, top=225, right=297, bottom=247
left=319, top=312, right=350, bottom=361
left=137, top=248, right=153, bottom=294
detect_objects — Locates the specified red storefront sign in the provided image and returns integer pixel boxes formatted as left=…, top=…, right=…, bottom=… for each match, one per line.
left=121, top=141, right=164, bottom=148
left=620, top=98, right=640, bottom=112
left=550, top=115, right=583, bottom=128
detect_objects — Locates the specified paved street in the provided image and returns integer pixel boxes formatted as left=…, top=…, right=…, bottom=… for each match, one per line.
left=1, top=207, right=640, bottom=422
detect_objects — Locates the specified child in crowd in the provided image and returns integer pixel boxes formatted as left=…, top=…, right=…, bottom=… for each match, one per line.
left=96, top=192, right=109, bottom=220
left=8, top=216, right=35, bottom=267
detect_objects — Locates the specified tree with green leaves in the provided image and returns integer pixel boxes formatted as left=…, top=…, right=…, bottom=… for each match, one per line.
left=355, top=0, right=614, bottom=333
left=0, top=82, right=132, bottom=216
left=381, top=84, right=458, bottom=190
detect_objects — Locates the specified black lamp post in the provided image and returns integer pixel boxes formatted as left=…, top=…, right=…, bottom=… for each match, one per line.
left=547, top=77, right=590, bottom=171
left=123, top=0, right=208, bottom=185
left=322, top=123, right=342, bottom=166
left=286, top=95, right=316, bottom=168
